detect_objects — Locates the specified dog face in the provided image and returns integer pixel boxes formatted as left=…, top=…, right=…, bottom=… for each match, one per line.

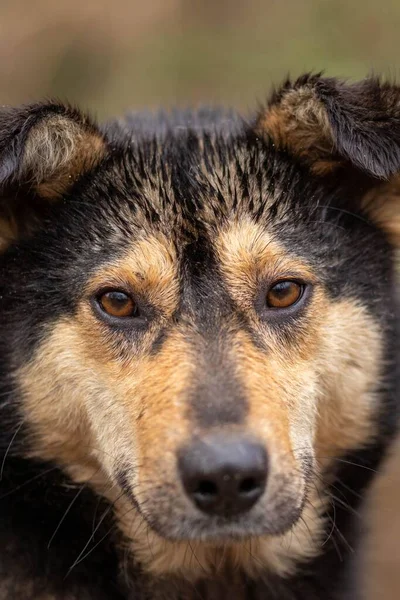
left=0, top=76, right=399, bottom=578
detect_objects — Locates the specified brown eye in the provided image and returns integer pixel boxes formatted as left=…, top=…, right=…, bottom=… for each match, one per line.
left=266, top=281, right=303, bottom=309
left=98, top=291, right=138, bottom=318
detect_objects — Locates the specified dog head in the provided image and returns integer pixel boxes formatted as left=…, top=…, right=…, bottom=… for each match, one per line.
left=0, top=76, right=399, bottom=578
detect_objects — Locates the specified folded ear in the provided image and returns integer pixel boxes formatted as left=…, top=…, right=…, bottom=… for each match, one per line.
left=256, top=74, right=400, bottom=246
left=256, top=74, right=400, bottom=179
left=0, top=102, right=106, bottom=248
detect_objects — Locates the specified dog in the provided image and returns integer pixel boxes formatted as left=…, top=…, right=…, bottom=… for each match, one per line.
left=0, top=74, right=399, bottom=599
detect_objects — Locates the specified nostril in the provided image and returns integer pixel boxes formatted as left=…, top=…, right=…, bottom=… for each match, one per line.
left=194, top=479, right=218, bottom=498
left=238, top=476, right=260, bottom=495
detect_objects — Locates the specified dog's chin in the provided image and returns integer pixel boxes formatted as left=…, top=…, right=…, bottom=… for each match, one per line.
left=138, top=502, right=304, bottom=544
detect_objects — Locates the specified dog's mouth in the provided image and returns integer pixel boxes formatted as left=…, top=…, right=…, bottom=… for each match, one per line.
left=107, top=457, right=322, bottom=580
left=119, top=473, right=307, bottom=544
left=113, top=435, right=313, bottom=546
left=107, top=446, right=318, bottom=579
left=149, top=504, right=305, bottom=544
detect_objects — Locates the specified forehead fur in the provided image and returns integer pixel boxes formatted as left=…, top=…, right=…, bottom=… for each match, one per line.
left=39, top=125, right=364, bottom=271
left=88, top=118, right=325, bottom=236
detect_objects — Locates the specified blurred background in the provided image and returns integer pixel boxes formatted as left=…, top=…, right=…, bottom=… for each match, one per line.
left=2, top=0, right=400, bottom=120
left=2, top=0, right=400, bottom=596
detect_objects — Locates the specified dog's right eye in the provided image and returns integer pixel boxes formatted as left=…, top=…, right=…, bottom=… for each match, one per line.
left=97, top=290, right=139, bottom=319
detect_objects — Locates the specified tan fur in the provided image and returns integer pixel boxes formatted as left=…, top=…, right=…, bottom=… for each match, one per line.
left=215, top=218, right=316, bottom=310
left=315, top=301, right=382, bottom=460
left=86, top=235, right=179, bottom=316
left=17, top=219, right=383, bottom=581
left=23, top=116, right=106, bottom=199
left=257, top=86, right=400, bottom=239
left=256, top=86, right=340, bottom=174
left=362, top=176, right=400, bottom=247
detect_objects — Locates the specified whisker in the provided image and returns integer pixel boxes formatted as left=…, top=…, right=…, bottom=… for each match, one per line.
left=0, top=466, right=58, bottom=500
left=188, top=541, right=207, bottom=575
left=92, top=477, right=119, bottom=534
left=332, top=478, right=363, bottom=501
left=328, top=457, right=378, bottom=474
left=242, top=540, right=268, bottom=572
left=76, top=502, right=154, bottom=580
left=66, top=489, right=126, bottom=576
left=0, top=420, right=24, bottom=481
left=317, top=205, right=370, bottom=225
left=328, top=493, right=362, bottom=519
left=306, top=485, right=344, bottom=561
left=307, top=220, right=347, bottom=232
left=48, top=483, right=87, bottom=549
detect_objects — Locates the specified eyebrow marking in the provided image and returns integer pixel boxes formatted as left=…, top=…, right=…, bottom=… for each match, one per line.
left=214, top=219, right=316, bottom=311
left=86, top=235, right=180, bottom=317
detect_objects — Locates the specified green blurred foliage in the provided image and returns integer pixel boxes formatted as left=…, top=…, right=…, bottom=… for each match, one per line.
left=1, top=0, right=400, bottom=119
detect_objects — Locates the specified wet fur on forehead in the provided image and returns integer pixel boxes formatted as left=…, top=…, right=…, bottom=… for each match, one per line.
left=55, top=131, right=392, bottom=316
left=64, top=120, right=365, bottom=252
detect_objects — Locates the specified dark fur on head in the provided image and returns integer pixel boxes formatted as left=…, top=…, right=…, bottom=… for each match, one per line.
left=0, top=74, right=399, bottom=599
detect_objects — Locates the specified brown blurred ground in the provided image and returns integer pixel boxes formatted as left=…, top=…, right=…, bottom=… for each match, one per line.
left=365, top=435, right=400, bottom=600
left=1, top=0, right=400, bottom=596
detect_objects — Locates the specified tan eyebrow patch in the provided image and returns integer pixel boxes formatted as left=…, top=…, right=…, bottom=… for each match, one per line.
left=87, top=234, right=180, bottom=316
left=214, top=219, right=315, bottom=309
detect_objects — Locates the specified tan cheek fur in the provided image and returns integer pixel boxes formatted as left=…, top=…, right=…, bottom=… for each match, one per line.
left=235, top=329, right=319, bottom=473
left=315, top=300, right=382, bottom=463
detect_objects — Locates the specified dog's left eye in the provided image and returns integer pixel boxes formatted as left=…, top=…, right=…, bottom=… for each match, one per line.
left=266, top=280, right=303, bottom=309
left=97, top=290, right=138, bottom=318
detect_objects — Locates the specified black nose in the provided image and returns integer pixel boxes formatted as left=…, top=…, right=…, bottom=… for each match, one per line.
left=178, top=435, right=268, bottom=517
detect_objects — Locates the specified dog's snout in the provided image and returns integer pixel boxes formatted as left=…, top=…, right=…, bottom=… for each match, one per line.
left=178, top=435, right=268, bottom=517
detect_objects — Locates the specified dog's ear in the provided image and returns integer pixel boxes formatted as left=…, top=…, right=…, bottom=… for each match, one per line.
left=0, top=102, right=106, bottom=248
left=256, top=74, right=400, bottom=179
left=256, top=74, right=400, bottom=245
